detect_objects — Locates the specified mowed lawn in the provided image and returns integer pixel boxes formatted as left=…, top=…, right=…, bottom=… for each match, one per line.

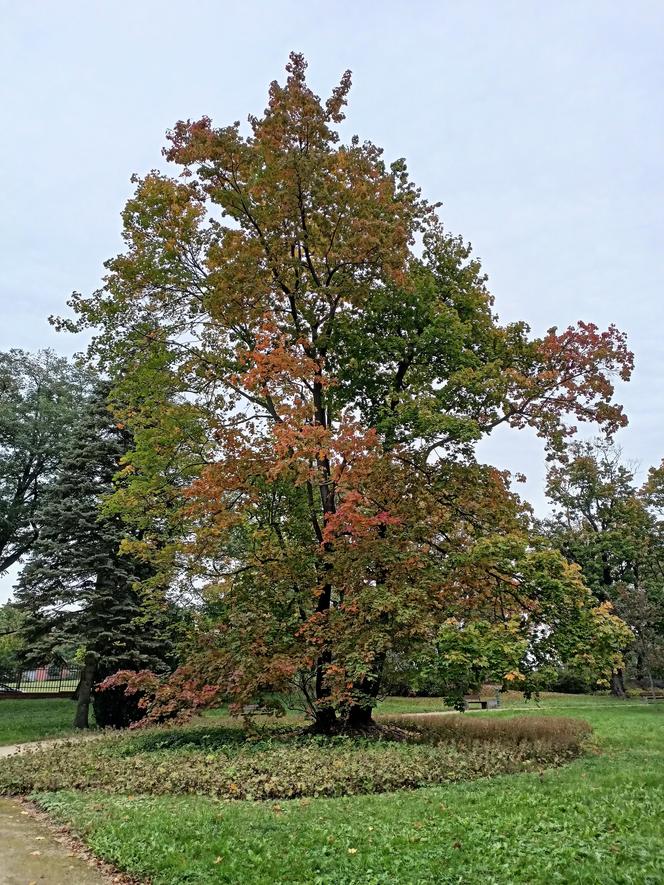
left=16, top=695, right=662, bottom=884
left=0, top=697, right=85, bottom=745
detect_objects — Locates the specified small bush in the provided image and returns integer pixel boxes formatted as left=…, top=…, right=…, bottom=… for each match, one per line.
left=379, top=713, right=592, bottom=754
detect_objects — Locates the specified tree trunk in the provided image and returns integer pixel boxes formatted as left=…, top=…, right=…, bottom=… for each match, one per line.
left=311, top=703, right=338, bottom=734
left=312, top=646, right=337, bottom=733
left=610, top=667, right=626, bottom=699
left=345, top=655, right=386, bottom=730
left=345, top=702, right=373, bottom=729
left=73, top=652, right=98, bottom=729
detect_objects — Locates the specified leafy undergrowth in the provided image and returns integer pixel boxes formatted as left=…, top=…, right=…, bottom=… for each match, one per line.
left=0, top=714, right=589, bottom=801
left=31, top=703, right=664, bottom=884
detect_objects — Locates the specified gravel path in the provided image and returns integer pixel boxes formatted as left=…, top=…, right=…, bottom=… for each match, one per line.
left=0, top=737, right=117, bottom=884
left=0, top=798, right=108, bottom=884
left=0, top=734, right=103, bottom=760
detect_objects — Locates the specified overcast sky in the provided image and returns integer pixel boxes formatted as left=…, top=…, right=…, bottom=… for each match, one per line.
left=1, top=1, right=663, bottom=602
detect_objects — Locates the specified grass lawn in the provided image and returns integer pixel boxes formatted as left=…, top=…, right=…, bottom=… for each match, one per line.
left=0, top=698, right=88, bottom=745
left=15, top=695, right=662, bottom=884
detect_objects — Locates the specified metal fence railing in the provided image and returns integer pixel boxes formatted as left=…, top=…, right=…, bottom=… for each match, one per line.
left=0, top=666, right=81, bottom=695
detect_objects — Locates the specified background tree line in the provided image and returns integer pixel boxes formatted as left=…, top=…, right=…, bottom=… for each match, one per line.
left=0, top=353, right=180, bottom=726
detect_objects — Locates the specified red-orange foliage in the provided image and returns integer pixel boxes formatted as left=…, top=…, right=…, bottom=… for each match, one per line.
left=65, top=54, right=633, bottom=730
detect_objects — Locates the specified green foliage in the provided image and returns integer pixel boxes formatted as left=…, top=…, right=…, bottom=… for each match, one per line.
left=545, top=440, right=664, bottom=686
left=0, top=604, right=25, bottom=680
left=416, top=619, right=526, bottom=707
left=29, top=700, right=664, bottom=885
left=14, top=382, right=179, bottom=727
left=0, top=349, right=90, bottom=573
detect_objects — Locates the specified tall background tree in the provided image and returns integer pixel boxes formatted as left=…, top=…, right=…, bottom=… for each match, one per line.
left=0, top=603, right=25, bottom=682
left=544, top=440, right=664, bottom=696
left=59, top=54, right=633, bottom=731
left=15, top=383, right=179, bottom=728
left=0, top=349, right=89, bottom=574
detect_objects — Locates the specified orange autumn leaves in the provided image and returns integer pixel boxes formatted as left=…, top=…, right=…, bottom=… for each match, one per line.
left=62, top=53, right=635, bottom=727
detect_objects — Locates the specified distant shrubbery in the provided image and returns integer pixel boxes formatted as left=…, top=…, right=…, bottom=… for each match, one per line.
left=381, top=714, right=592, bottom=753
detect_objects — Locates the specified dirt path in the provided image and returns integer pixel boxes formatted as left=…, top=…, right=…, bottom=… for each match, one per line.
left=0, top=798, right=109, bottom=884
left=0, top=738, right=119, bottom=884
left=0, top=734, right=103, bottom=760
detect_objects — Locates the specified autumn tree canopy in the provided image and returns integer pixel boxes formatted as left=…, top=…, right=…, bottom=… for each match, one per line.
left=60, top=54, right=634, bottom=731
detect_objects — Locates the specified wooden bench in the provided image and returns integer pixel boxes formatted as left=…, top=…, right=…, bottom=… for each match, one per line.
left=464, top=696, right=499, bottom=710
left=463, top=687, right=501, bottom=711
left=241, top=704, right=272, bottom=717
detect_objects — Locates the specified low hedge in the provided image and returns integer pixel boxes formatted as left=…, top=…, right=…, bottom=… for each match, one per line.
left=380, top=713, right=592, bottom=751
left=0, top=714, right=591, bottom=801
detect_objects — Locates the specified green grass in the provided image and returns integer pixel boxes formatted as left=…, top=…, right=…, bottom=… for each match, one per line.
left=375, top=690, right=617, bottom=714
left=28, top=696, right=664, bottom=884
left=0, top=698, right=88, bottom=745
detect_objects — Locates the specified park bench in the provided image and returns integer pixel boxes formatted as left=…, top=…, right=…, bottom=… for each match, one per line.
left=463, top=685, right=501, bottom=711
left=463, top=695, right=498, bottom=710
left=241, top=703, right=272, bottom=717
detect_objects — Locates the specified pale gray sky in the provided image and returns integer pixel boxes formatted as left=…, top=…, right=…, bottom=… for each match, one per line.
left=1, top=1, right=663, bottom=601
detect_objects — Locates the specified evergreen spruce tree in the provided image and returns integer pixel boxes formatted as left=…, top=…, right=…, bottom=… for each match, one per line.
left=15, top=383, right=177, bottom=728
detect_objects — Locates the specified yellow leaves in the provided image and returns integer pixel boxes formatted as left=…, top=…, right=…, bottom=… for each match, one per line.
left=504, top=670, right=524, bottom=683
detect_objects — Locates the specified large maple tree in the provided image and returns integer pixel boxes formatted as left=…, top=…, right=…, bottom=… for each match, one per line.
left=61, top=54, right=633, bottom=730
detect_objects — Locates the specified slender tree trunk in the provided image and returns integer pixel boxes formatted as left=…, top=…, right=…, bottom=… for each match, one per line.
left=636, top=651, right=645, bottom=682
left=73, top=652, right=98, bottom=729
left=646, top=666, right=657, bottom=702
left=610, top=667, right=626, bottom=699
left=310, top=368, right=339, bottom=734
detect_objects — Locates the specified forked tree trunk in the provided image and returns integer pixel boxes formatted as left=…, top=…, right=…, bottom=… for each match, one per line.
left=346, top=702, right=373, bottom=729
left=73, top=652, right=98, bottom=729
left=345, top=656, right=386, bottom=730
left=313, top=646, right=338, bottom=733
